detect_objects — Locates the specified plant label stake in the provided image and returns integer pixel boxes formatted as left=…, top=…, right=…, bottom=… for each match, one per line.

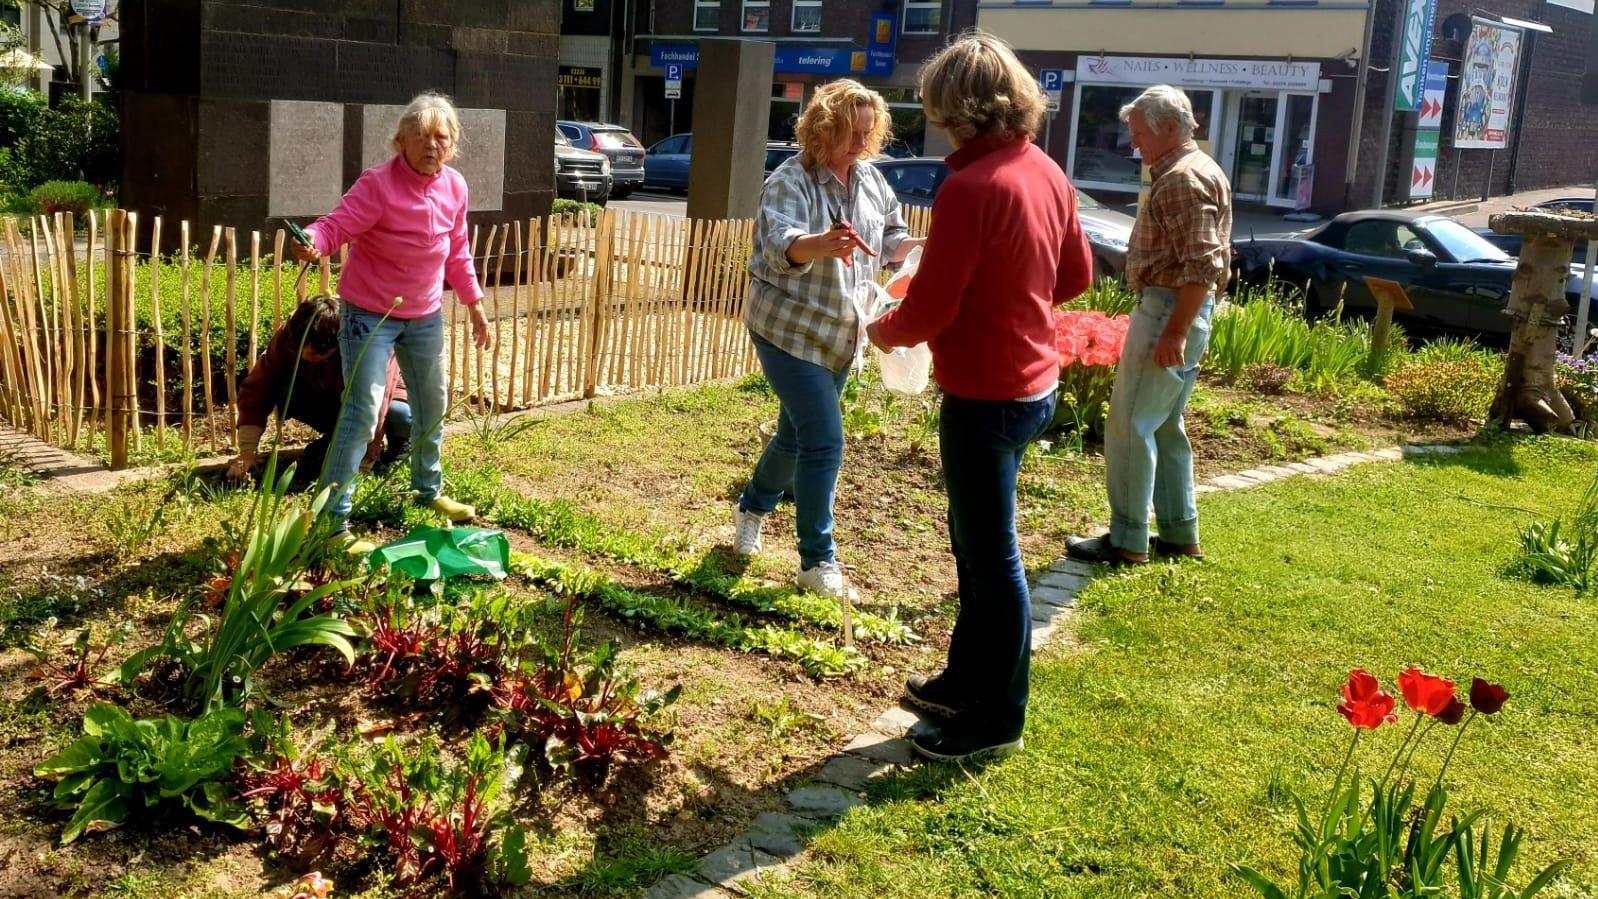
left=1362, top=276, right=1413, bottom=372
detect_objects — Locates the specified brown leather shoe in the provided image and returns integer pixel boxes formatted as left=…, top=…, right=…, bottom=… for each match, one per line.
left=1151, top=538, right=1205, bottom=561
left=1066, top=536, right=1148, bottom=566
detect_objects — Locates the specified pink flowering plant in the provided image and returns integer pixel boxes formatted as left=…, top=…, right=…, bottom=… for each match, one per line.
left=1051, top=310, right=1131, bottom=442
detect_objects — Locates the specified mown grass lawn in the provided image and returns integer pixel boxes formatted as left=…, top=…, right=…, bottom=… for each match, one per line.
left=749, top=436, right=1598, bottom=899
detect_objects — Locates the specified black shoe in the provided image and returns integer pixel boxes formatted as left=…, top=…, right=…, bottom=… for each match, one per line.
left=1066, top=535, right=1148, bottom=566
left=904, top=673, right=965, bottom=719
left=1151, top=537, right=1205, bottom=561
left=909, top=714, right=1024, bottom=762
left=377, top=440, right=411, bottom=472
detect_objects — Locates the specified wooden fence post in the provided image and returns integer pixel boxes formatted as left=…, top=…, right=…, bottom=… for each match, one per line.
left=581, top=210, right=617, bottom=398
left=107, top=209, right=131, bottom=470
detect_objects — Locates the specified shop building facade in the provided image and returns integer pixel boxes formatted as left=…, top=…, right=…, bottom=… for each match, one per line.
left=981, top=0, right=1597, bottom=213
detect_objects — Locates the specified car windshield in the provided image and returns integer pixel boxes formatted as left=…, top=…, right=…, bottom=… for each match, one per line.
left=554, top=131, right=571, bottom=147
left=1078, top=193, right=1103, bottom=210
left=1427, top=219, right=1510, bottom=263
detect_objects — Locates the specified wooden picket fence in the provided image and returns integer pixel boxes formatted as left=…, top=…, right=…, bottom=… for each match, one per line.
left=0, top=204, right=935, bottom=470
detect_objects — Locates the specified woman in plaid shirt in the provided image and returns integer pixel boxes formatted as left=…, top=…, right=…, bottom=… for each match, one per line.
left=730, top=79, right=924, bottom=601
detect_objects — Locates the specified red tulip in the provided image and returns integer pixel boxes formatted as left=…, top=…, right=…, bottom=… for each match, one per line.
left=1338, top=669, right=1397, bottom=729
left=1398, top=667, right=1456, bottom=717
left=1436, top=696, right=1468, bottom=725
left=1469, top=678, right=1509, bottom=715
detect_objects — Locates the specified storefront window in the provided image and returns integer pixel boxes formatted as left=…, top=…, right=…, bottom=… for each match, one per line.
left=693, top=0, right=719, bottom=31
left=769, top=83, right=802, bottom=142
left=792, top=0, right=821, bottom=32
left=1072, top=86, right=1212, bottom=188
left=742, top=0, right=769, bottom=32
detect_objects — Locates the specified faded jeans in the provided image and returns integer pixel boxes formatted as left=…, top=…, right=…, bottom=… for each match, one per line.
left=320, top=305, right=448, bottom=527
left=1104, top=286, right=1214, bottom=553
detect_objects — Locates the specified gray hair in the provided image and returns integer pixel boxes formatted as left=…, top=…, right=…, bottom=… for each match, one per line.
left=390, top=92, right=463, bottom=155
left=1118, top=85, right=1197, bottom=137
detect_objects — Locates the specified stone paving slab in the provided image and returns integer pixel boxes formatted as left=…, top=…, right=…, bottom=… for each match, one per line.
left=787, top=784, right=865, bottom=818
left=747, top=812, right=813, bottom=859
left=841, top=731, right=916, bottom=766
left=1211, top=474, right=1258, bottom=489
left=696, top=838, right=785, bottom=894
left=1037, top=569, right=1091, bottom=591
left=645, top=874, right=736, bottom=899
left=869, top=706, right=922, bottom=737
left=1031, top=584, right=1077, bottom=608
left=814, top=754, right=896, bottom=791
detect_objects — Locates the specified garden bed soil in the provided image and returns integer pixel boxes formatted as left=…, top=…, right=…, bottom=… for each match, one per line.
left=0, top=377, right=1470, bottom=897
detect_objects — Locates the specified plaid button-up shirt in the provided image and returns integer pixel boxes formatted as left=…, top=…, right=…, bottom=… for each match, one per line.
left=1125, top=140, right=1233, bottom=295
left=746, top=157, right=910, bottom=373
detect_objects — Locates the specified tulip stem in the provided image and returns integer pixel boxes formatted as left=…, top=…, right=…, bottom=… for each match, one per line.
left=1432, top=711, right=1476, bottom=792
left=1323, top=730, right=1360, bottom=822
left=1394, top=718, right=1439, bottom=789
left=1378, top=714, right=1423, bottom=791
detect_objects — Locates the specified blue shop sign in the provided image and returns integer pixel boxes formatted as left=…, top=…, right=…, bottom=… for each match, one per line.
left=651, top=29, right=896, bottom=77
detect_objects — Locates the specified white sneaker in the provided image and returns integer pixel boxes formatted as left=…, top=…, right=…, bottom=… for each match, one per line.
left=732, top=506, right=766, bottom=556
left=796, top=561, right=849, bottom=600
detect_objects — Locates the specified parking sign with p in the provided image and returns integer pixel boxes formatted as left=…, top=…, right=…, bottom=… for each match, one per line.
left=1039, top=68, right=1066, bottom=113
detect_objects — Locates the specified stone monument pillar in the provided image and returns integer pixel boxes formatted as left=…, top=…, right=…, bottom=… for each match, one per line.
left=686, top=38, right=776, bottom=221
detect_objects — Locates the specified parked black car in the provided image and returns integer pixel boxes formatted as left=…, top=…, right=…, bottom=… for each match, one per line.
left=553, top=130, right=611, bottom=205
left=871, top=155, right=1135, bottom=283
left=557, top=121, right=646, bottom=199
left=1234, top=210, right=1598, bottom=341
left=1475, top=197, right=1594, bottom=265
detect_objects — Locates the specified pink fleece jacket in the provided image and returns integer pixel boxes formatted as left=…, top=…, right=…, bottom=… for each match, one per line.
left=306, top=155, right=484, bottom=319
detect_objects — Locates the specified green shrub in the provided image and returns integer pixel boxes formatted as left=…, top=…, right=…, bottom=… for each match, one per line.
left=1384, top=355, right=1500, bottom=423
left=1066, top=279, right=1140, bottom=316
left=1513, top=469, right=1598, bottom=591
left=0, top=96, right=119, bottom=192
left=0, top=88, right=46, bottom=149
left=551, top=198, right=604, bottom=219
left=27, top=180, right=107, bottom=219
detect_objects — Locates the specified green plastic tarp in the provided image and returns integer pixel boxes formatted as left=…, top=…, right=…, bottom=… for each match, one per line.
left=368, top=527, right=511, bottom=582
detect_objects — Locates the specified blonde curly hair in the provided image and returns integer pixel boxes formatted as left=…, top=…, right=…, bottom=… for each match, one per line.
left=919, top=32, right=1046, bottom=143
left=795, top=79, right=891, bottom=171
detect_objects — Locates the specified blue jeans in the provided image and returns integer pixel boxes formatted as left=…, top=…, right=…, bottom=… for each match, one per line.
left=739, top=331, right=849, bottom=569
left=320, top=305, right=448, bottom=526
left=939, top=391, right=1056, bottom=735
left=1104, top=287, right=1215, bottom=553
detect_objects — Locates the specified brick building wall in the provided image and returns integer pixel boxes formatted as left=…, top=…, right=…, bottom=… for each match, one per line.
left=1350, top=0, right=1598, bottom=208
left=120, top=0, right=561, bottom=241
left=650, top=0, right=975, bottom=60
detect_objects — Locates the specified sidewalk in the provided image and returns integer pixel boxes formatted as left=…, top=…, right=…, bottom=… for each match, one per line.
left=1406, top=183, right=1597, bottom=228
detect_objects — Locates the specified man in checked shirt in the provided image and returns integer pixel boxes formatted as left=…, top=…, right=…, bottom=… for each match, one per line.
left=1069, top=85, right=1232, bottom=566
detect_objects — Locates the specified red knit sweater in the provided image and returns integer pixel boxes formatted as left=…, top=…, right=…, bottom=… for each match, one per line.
left=873, top=134, right=1093, bottom=401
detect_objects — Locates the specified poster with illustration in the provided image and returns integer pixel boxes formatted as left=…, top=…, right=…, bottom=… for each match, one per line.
left=1453, top=18, right=1523, bottom=149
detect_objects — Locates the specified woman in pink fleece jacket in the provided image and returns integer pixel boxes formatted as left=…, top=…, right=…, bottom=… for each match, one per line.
left=290, top=92, right=492, bottom=553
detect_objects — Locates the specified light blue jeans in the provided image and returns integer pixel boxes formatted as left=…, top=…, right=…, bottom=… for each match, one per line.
left=1104, top=287, right=1214, bottom=553
left=739, top=331, right=849, bottom=570
left=320, top=305, right=448, bottom=527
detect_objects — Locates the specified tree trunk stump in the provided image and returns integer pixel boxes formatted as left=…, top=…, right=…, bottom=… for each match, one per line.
left=1487, top=211, right=1598, bottom=433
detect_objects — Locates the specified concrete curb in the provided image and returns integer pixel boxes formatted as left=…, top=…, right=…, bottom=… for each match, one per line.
left=644, top=439, right=1467, bottom=897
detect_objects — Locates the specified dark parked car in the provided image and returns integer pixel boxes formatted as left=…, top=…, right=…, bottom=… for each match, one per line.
left=1234, top=210, right=1598, bottom=341
left=557, top=121, right=645, bottom=199
left=642, top=134, right=802, bottom=191
left=1475, top=197, right=1594, bottom=264
left=871, top=156, right=1135, bottom=283
left=554, top=130, right=611, bottom=204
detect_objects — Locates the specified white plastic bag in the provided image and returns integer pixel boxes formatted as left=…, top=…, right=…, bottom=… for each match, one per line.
left=854, top=264, right=931, bottom=396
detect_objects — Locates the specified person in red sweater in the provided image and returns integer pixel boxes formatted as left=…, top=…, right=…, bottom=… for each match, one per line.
left=868, top=32, right=1092, bottom=761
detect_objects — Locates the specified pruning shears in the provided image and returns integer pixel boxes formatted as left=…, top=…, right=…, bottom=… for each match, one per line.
left=829, top=204, right=877, bottom=268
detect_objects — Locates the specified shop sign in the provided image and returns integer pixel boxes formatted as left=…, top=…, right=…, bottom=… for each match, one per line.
left=1417, top=60, right=1447, bottom=128
left=1453, top=18, right=1522, bottom=149
left=1075, top=55, right=1321, bottom=91
left=1393, top=0, right=1438, bottom=111
left=558, top=66, right=603, bottom=89
left=651, top=18, right=898, bottom=78
left=1407, top=61, right=1447, bottom=199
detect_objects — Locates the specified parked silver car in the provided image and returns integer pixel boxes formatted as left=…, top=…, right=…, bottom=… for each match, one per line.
left=557, top=121, right=646, bottom=199
left=554, top=130, right=611, bottom=205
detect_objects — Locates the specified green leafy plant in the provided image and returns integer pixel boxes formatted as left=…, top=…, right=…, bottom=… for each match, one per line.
left=1512, top=469, right=1598, bottom=591
left=1207, top=282, right=1387, bottom=392
left=117, top=459, right=357, bottom=711
left=0, top=96, right=118, bottom=192
left=34, top=703, right=249, bottom=844
left=1385, top=354, right=1500, bottom=423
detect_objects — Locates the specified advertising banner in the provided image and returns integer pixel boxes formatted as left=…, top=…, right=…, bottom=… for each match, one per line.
left=1394, top=0, right=1439, bottom=111
left=1453, top=19, right=1523, bottom=149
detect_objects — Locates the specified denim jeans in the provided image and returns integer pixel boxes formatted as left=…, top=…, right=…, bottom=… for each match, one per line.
left=739, top=331, right=849, bottom=569
left=320, top=306, right=448, bottom=526
left=1104, top=287, right=1215, bottom=553
left=939, top=391, right=1057, bottom=736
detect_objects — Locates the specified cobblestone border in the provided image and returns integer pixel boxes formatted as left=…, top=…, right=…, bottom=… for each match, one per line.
left=643, top=441, right=1466, bottom=898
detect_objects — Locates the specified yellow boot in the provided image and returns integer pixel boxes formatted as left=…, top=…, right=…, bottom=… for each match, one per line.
left=329, top=530, right=378, bottom=555
left=422, top=495, right=477, bottom=524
